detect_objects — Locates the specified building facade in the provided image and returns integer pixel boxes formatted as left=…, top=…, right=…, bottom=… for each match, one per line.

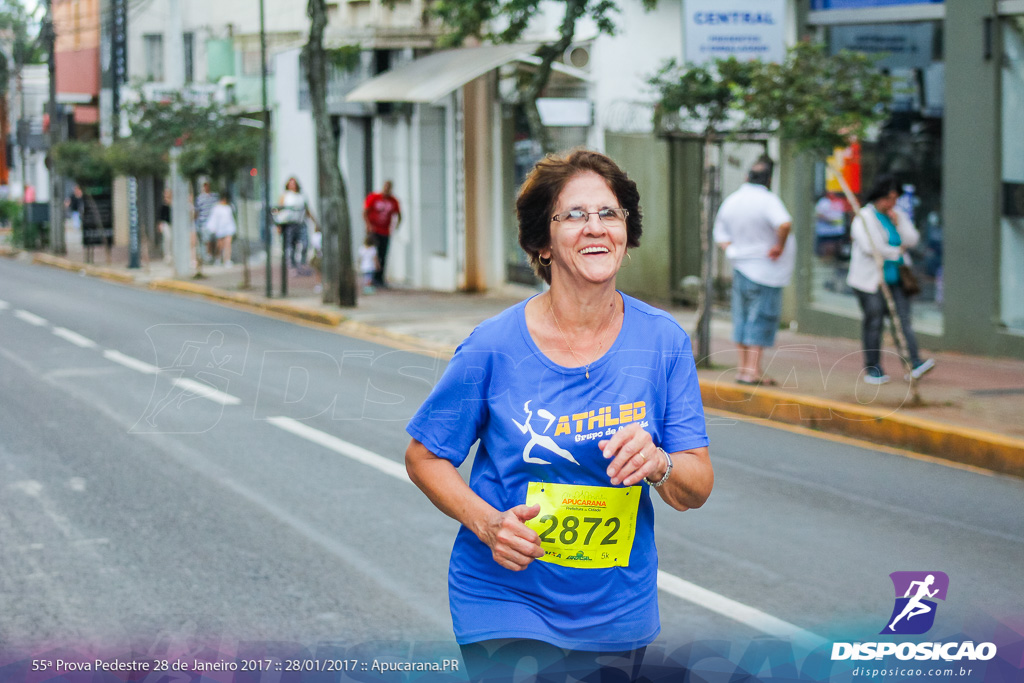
left=789, top=0, right=1024, bottom=360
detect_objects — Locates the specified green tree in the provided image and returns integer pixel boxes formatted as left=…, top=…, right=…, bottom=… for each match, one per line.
left=1, top=0, right=46, bottom=248
left=650, top=42, right=892, bottom=371
left=0, top=0, right=45, bottom=95
left=431, top=0, right=654, bottom=153
left=122, top=93, right=260, bottom=271
left=51, top=140, right=114, bottom=256
left=305, top=0, right=357, bottom=306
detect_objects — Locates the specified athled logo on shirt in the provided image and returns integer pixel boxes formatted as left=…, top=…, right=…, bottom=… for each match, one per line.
left=831, top=571, right=997, bottom=663
left=512, top=400, right=649, bottom=464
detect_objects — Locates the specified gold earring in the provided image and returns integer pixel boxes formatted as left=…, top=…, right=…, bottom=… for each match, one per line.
left=539, top=255, right=551, bottom=267
left=621, top=251, right=631, bottom=267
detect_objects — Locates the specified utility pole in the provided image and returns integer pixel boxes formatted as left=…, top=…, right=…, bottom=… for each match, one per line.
left=260, top=0, right=273, bottom=298
left=45, top=0, right=65, bottom=254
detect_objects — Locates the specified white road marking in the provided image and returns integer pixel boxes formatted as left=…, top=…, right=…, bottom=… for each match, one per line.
left=267, top=415, right=826, bottom=645
left=0, top=299, right=9, bottom=310
left=53, top=327, right=98, bottom=348
left=656, top=571, right=826, bottom=649
left=102, top=350, right=160, bottom=375
left=14, top=310, right=47, bottom=326
left=172, top=378, right=241, bottom=405
left=267, top=416, right=411, bottom=483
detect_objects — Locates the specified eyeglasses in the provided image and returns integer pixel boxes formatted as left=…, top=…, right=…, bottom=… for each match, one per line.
left=551, top=208, right=629, bottom=226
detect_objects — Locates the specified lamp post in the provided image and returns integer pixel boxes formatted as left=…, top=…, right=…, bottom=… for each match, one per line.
left=260, top=0, right=273, bottom=298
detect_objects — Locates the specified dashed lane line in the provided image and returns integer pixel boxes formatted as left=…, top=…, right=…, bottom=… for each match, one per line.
left=52, top=327, right=98, bottom=349
left=172, top=378, right=242, bottom=405
left=14, top=309, right=47, bottom=326
left=102, top=349, right=160, bottom=375
left=267, top=416, right=411, bottom=483
left=267, top=415, right=826, bottom=646
left=656, top=571, right=826, bottom=649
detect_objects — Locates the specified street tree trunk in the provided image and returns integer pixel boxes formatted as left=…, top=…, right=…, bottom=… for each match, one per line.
left=521, top=0, right=587, bottom=154
left=305, top=0, right=356, bottom=306
left=694, top=128, right=717, bottom=368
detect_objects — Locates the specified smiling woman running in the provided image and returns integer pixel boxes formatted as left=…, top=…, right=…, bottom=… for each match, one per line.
left=405, top=149, right=714, bottom=682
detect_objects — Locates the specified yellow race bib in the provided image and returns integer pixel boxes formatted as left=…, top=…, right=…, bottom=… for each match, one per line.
left=524, top=482, right=641, bottom=569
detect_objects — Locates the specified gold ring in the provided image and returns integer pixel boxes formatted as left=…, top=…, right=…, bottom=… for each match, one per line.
left=636, top=451, right=646, bottom=463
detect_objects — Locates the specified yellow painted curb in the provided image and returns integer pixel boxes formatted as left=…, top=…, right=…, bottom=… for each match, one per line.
left=31, top=253, right=135, bottom=284
left=261, top=300, right=344, bottom=327
left=149, top=279, right=344, bottom=327
left=700, top=380, right=1024, bottom=479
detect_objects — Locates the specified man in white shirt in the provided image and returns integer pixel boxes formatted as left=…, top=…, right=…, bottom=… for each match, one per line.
left=713, top=157, right=795, bottom=385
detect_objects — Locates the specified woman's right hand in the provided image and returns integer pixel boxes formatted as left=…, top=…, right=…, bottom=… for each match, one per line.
left=476, top=504, right=545, bottom=571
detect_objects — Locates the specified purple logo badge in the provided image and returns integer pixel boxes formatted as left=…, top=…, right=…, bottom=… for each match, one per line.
left=881, top=571, right=949, bottom=635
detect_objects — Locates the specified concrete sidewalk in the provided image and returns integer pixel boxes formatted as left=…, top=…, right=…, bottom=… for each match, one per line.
left=12, top=240, right=1024, bottom=479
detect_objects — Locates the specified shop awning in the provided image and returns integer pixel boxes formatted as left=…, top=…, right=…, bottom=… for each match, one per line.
left=345, top=44, right=543, bottom=104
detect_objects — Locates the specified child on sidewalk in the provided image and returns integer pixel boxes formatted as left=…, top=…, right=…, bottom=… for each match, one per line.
left=358, top=234, right=379, bottom=295
left=309, top=228, right=323, bottom=293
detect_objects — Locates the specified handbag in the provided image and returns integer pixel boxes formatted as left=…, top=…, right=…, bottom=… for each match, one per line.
left=898, top=263, right=921, bottom=296
left=273, top=207, right=303, bottom=226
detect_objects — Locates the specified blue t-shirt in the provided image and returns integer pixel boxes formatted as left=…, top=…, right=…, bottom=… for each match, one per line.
left=406, top=293, right=710, bottom=651
left=875, top=208, right=903, bottom=285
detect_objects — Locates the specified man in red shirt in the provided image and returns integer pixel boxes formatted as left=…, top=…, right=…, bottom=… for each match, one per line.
left=363, top=180, right=401, bottom=286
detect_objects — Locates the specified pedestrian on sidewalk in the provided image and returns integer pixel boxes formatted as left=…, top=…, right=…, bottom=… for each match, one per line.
left=405, top=149, right=712, bottom=681
left=205, top=194, right=237, bottom=266
left=713, top=155, right=795, bottom=386
left=357, top=233, right=379, bottom=295
left=847, top=175, right=935, bottom=385
left=309, top=227, right=323, bottom=293
left=274, top=177, right=318, bottom=270
left=363, top=180, right=401, bottom=287
left=193, top=181, right=219, bottom=266
left=65, top=185, right=83, bottom=233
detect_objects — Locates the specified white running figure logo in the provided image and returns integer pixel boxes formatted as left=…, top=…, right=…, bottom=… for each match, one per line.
left=512, top=400, right=579, bottom=465
left=889, top=574, right=939, bottom=631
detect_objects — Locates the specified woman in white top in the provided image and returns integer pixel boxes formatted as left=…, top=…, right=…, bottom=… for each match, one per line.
left=276, top=177, right=319, bottom=268
left=846, top=175, right=935, bottom=385
left=205, top=194, right=237, bottom=266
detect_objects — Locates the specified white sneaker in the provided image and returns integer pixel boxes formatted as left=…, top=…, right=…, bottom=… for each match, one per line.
left=863, top=367, right=890, bottom=385
left=905, top=358, right=936, bottom=381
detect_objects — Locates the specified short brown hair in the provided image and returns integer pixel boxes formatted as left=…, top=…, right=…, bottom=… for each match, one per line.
left=516, top=149, right=642, bottom=284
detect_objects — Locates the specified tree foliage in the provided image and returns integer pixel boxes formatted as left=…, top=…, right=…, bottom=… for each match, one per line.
left=649, top=56, right=758, bottom=132
left=121, top=93, right=259, bottom=187
left=742, top=42, right=892, bottom=155
left=106, top=139, right=169, bottom=179
left=0, top=0, right=45, bottom=94
left=432, top=0, right=654, bottom=152
left=51, top=140, right=113, bottom=186
left=649, top=41, right=892, bottom=155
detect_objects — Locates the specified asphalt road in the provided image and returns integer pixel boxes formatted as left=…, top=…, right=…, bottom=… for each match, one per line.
left=1, top=258, right=1022, bottom=677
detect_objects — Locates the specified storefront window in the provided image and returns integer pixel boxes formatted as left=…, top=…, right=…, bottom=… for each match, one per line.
left=810, top=21, right=944, bottom=335
left=1001, top=17, right=1024, bottom=332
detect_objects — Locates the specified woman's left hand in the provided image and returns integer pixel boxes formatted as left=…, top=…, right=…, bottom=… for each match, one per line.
left=599, top=423, right=661, bottom=487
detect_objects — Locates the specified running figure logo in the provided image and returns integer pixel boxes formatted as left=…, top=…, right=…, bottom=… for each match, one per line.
left=881, top=571, right=949, bottom=635
left=512, top=401, right=579, bottom=465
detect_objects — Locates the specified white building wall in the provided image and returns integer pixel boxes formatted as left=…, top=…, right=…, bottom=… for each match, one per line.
left=272, top=49, right=318, bottom=204
left=126, top=0, right=311, bottom=86
left=590, top=1, right=684, bottom=143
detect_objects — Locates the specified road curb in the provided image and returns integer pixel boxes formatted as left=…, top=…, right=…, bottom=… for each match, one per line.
left=31, top=252, right=135, bottom=284
left=700, top=380, right=1024, bottom=478
left=148, top=279, right=345, bottom=327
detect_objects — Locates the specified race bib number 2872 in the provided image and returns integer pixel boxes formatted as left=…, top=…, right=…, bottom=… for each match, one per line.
left=524, top=482, right=641, bottom=569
